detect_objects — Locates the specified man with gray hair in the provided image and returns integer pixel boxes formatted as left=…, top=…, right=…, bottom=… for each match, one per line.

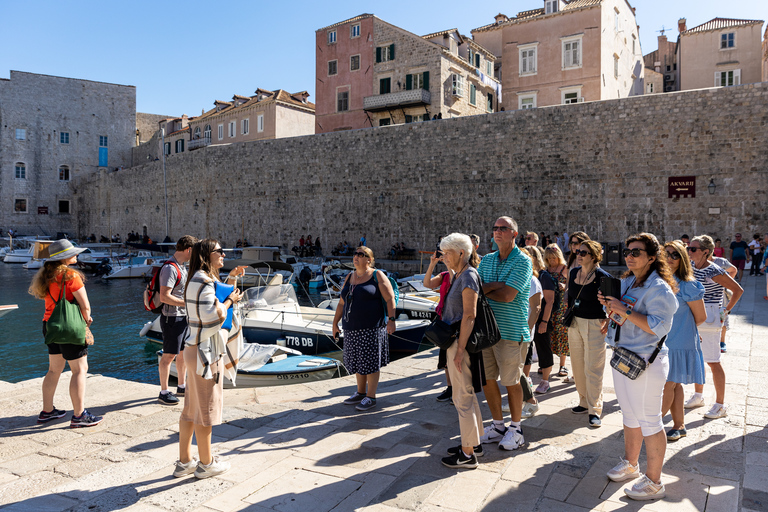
left=477, top=216, right=533, bottom=451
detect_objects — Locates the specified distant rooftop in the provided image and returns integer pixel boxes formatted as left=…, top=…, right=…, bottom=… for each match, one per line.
left=682, top=17, right=764, bottom=35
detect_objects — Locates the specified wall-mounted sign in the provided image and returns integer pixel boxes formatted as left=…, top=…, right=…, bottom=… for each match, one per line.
left=709, top=208, right=720, bottom=215
left=668, top=176, right=696, bottom=198
left=668, top=176, right=696, bottom=199
left=37, top=206, right=49, bottom=215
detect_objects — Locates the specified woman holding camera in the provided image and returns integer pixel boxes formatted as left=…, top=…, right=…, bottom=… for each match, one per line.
left=567, top=240, right=611, bottom=428
left=332, top=246, right=396, bottom=412
left=660, top=241, right=706, bottom=442
left=601, top=233, right=678, bottom=500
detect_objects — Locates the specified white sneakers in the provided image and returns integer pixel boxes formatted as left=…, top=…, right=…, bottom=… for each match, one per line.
left=607, top=457, right=640, bottom=482
left=499, top=428, right=525, bottom=451
left=624, top=474, right=666, bottom=500
left=684, top=394, right=705, bottom=409
left=703, top=403, right=728, bottom=419
left=194, top=456, right=231, bottom=479
left=479, top=424, right=507, bottom=444
left=521, top=401, right=540, bottom=418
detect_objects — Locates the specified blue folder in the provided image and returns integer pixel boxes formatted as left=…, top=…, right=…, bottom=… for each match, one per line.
left=214, top=281, right=234, bottom=331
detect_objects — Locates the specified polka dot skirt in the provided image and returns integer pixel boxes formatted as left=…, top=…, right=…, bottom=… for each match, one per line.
left=343, top=327, right=389, bottom=375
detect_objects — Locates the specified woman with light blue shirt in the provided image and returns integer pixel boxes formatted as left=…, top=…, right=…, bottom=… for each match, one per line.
left=660, top=241, right=706, bottom=442
left=599, top=233, right=678, bottom=501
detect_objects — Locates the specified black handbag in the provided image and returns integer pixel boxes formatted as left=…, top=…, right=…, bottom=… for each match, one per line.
left=465, top=286, right=501, bottom=354
left=563, top=268, right=595, bottom=328
left=423, top=319, right=459, bottom=349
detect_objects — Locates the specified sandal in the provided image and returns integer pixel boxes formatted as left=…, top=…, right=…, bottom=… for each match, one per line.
left=558, top=366, right=568, bottom=377
left=537, top=367, right=543, bottom=374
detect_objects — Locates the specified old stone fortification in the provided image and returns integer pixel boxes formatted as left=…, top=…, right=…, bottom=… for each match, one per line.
left=72, top=83, right=768, bottom=255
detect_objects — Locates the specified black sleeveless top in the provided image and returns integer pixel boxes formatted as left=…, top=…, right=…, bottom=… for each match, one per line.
left=341, top=273, right=386, bottom=331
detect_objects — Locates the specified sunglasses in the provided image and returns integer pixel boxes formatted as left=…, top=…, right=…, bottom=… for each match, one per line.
left=686, top=247, right=700, bottom=253
left=212, top=248, right=226, bottom=255
left=623, top=248, right=647, bottom=258
left=576, top=250, right=590, bottom=257
left=569, top=241, right=579, bottom=245
left=665, top=251, right=681, bottom=260
left=353, top=252, right=369, bottom=258
left=492, top=226, right=511, bottom=232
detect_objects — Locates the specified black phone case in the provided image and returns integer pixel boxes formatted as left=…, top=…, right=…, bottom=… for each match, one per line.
left=600, top=276, right=622, bottom=299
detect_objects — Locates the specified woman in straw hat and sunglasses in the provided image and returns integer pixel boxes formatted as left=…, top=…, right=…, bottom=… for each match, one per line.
left=28, top=239, right=103, bottom=428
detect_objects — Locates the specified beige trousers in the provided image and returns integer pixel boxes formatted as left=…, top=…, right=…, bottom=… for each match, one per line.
left=568, top=316, right=606, bottom=416
left=446, top=342, right=483, bottom=447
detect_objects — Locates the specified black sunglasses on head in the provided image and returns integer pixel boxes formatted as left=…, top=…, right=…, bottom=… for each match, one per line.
left=623, top=248, right=648, bottom=258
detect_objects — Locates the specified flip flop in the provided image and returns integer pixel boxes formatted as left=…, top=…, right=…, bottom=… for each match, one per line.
left=558, top=366, right=569, bottom=377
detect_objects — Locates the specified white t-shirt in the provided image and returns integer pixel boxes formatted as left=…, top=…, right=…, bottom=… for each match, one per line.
left=749, top=240, right=761, bottom=255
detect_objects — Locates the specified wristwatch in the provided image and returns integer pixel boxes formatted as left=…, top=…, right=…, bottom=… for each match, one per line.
left=388, top=316, right=396, bottom=321
left=625, top=309, right=632, bottom=318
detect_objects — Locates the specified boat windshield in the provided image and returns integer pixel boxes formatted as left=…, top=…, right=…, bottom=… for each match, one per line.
left=243, top=284, right=299, bottom=309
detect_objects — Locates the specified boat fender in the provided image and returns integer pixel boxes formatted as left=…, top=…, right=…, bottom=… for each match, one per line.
left=139, top=321, right=153, bottom=337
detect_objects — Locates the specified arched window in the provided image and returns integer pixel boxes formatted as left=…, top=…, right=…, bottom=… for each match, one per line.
left=194, top=127, right=201, bottom=139
left=59, top=165, right=70, bottom=181
left=204, top=125, right=211, bottom=139
left=15, top=162, right=26, bottom=179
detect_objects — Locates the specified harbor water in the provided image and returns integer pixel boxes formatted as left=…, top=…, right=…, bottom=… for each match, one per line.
left=0, top=263, right=333, bottom=384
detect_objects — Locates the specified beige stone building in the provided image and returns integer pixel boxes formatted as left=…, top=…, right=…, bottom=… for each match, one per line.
left=472, top=0, right=643, bottom=110
left=762, top=24, right=768, bottom=82
left=677, top=17, right=764, bottom=91
left=315, top=15, right=501, bottom=132
left=643, top=33, right=678, bottom=92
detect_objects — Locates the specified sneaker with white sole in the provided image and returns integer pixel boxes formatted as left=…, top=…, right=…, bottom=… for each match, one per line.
left=479, top=424, right=507, bottom=444
left=37, top=407, right=66, bottom=424
left=499, top=427, right=524, bottom=451
left=342, top=392, right=366, bottom=405
left=535, top=381, right=550, bottom=394
left=355, top=397, right=377, bottom=412
left=70, top=410, right=104, bottom=429
left=447, top=444, right=484, bottom=458
left=194, top=456, right=230, bottom=479
left=607, top=457, right=640, bottom=482
left=521, top=401, right=540, bottom=418
left=703, top=403, right=727, bottom=419
left=501, top=403, right=510, bottom=413
left=624, top=474, right=666, bottom=501
left=172, top=458, right=198, bottom=478
left=684, top=394, right=705, bottom=409
left=441, top=449, right=478, bottom=469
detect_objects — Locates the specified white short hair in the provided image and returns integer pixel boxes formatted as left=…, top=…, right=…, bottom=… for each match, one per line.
left=440, top=233, right=473, bottom=262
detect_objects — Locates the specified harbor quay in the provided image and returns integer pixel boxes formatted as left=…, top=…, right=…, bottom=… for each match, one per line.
left=0, top=276, right=766, bottom=511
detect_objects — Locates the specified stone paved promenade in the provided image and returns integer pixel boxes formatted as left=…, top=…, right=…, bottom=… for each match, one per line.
left=1, top=276, right=766, bottom=512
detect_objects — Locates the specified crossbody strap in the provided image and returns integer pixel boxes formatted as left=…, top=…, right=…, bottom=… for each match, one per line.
left=647, top=336, right=667, bottom=364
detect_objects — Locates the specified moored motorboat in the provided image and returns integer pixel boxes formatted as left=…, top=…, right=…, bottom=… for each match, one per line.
left=0, top=305, right=19, bottom=319
left=103, top=251, right=165, bottom=279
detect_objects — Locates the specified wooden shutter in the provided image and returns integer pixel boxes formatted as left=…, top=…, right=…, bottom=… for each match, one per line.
left=405, top=74, right=412, bottom=90
left=376, top=47, right=382, bottom=63
left=475, top=54, right=481, bottom=68
left=405, top=115, right=412, bottom=123
left=423, top=71, right=429, bottom=90
left=389, top=44, right=395, bottom=60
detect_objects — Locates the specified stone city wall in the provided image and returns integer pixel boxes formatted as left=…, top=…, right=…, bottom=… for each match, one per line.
left=72, top=83, right=768, bottom=255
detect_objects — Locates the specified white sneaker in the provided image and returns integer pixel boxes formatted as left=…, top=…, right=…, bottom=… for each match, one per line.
left=703, top=403, right=728, bottom=419
left=607, top=457, right=640, bottom=482
left=194, top=456, right=231, bottom=479
left=684, top=394, right=705, bottom=409
left=521, top=401, right=540, bottom=419
left=624, top=474, right=666, bottom=501
left=499, top=427, right=524, bottom=451
left=479, top=424, right=507, bottom=444
left=501, top=403, right=510, bottom=413
left=172, top=458, right=198, bottom=478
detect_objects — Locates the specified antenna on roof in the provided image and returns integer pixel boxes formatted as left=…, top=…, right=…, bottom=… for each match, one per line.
left=657, top=25, right=668, bottom=36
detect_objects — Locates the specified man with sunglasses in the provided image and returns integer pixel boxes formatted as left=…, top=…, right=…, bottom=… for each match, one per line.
left=477, top=216, right=533, bottom=451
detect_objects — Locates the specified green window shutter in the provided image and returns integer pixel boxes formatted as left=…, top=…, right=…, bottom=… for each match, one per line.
left=470, top=84, right=476, bottom=105
left=423, top=71, right=429, bottom=90
left=405, top=115, right=412, bottom=123
left=390, top=44, right=395, bottom=60
left=475, top=54, right=481, bottom=68
left=487, top=93, right=493, bottom=112
left=376, top=47, right=382, bottom=63
left=405, top=74, right=412, bottom=90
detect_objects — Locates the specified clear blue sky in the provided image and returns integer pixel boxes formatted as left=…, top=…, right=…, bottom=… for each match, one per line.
left=2, top=1, right=765, bottom=116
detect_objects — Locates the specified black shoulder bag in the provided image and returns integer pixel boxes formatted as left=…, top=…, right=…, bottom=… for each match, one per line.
left=465, top=284, right=501, bottom=354
left=423, top=274, right=459, bottom=350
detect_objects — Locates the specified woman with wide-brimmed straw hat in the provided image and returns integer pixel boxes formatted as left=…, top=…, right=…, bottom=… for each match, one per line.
left=28, top=239, right=103, bottom=428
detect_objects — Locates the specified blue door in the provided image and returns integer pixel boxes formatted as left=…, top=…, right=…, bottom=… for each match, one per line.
left=99, top=147, right=108, bottom=167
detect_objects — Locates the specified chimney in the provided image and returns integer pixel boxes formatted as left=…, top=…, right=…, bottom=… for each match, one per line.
left=494, top=13, right=508, bottom=24
left=658, top=34, right=667, bottom=51
left=678, top=18, right=687, bottom=33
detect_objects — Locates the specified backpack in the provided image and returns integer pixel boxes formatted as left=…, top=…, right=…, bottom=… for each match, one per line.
left=373, top=270, right=399, bottom=315
left=143, top=261, right=181, bottom=314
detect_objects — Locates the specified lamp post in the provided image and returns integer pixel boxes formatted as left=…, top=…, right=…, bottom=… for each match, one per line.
left=708, top=179, right=716, bottom=195
left=161, top=128, right=169, bottom=239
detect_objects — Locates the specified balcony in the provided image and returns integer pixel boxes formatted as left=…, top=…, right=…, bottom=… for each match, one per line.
left=363, top=89, right=431, bottom=112
left=188, top=136, right=211, bottom=151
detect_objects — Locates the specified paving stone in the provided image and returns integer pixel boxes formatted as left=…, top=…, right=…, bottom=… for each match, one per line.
left=53, top=454, right=114, bottom=479
left=377, top=471, right=445, bottom=510
left=424, top=469, right=498, bottom=510
left=0, top=452, right=63, bottom=476
left=744, top=463, right=768, bottom=492
left=0, top=439, right=46, bottom=460
left=535, top=497, right=593, bottom=511
left=0, top=492, right=79, bottom=512
left=329, top=472, right=397, bottom=512
left=242, top=468, right=361, bottom=511
left=107, top=409, right=183, bottom=438
left=212, top=423, right=248, bottom=440
left=0, top=470, right=74, bottom=507
left=39, top=431, right=129, bottom=459
left=479, top=479, right=542, bottom=512
left=542, top=472, right=580, bottom=501
left=742, top=488, right=768, bottom=512
left=98, top=428, right=178, bottom=463
left=52, top=456, right=168, bottom=501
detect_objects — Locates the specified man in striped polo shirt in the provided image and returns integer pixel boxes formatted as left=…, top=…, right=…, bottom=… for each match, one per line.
left=477, top=216, right=533, bottom=451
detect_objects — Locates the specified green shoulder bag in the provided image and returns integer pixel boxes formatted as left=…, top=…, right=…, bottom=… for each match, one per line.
left=45, top=281, right=86, bottom=346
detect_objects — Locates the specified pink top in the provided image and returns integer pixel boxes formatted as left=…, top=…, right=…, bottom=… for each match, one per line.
left=713, top=247, right=724, bottom=258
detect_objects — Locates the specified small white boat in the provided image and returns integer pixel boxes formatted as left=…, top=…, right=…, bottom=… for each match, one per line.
left=3, top=245, right=35, bottom=264
left=158, top=345, right=340, bottom=388
left=0, top=305, right=19, bottom=319
left=103, top=251, right=164, bottom=279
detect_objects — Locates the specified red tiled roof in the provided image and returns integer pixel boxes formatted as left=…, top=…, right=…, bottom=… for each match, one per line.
left=682, top=17, right=764, bottom=35
left=317, top=14, right=373, bottom=32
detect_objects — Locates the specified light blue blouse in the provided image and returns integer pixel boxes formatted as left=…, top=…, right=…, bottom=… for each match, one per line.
left=605, top=271, right=679, bottom=356
left=666, top=278, right=705, bottom=352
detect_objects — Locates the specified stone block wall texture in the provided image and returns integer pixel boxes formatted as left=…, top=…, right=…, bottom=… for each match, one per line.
left=72, top=83, right=768, bottom=255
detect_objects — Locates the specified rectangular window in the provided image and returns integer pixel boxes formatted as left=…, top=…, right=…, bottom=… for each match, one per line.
left=350, top=24, right=360, bottom=38
left=59, top=166, right=70, bottom=181
left=242, top=118, right=249, bottom=135
left=218, top=124, right=224, bottom=140
left=632, top=36, right=636, bottom=55
left=350, top=55, right=360, bottom=71
left=337, top=91, right=349, bottom=112
left=99, top=135, right=108, bottom=147
left=615, top=11, right=619, bottom=32
left=647, top=83, right=654, bottom=93
left=405, top=72, right=429, bottom=91
left=545, top=0, right=558, bottom=14
left=328, top=30, right=336, bottom=44
left=563, top=91, right=579, bottom=104
left=451, top=74, right=465, bottom=97
left=257, top=115, right=264, bottom=132
left=486, top=60, right=493, bottom=76
left=715, top=69, right=741, bottom=87
left=379, top=77, right=391, bottom=94
left=379, top=118, right=391, bottom=126
left=164, top=142, right=171, bottom=155
left=15, top=128, right=26, bottom=140
left=14, top=199, right=27, bottom=213
left=60, top=132, right=69, bottom=144
left=487, top=93, right=493, bottom=112
left=520, top=97, right=535, bottom=109
left=58, top=200, right=70, bottom=214
left=175, top=139, right=184, bottom=153
left=520, top=47, right=537, bottom=75
left=405, top=114, right=426, bottom=123
left=229, top=121, right=236, bottom=138
left=563, top=39, right=581, bottom=68
left=720, top=33, right=735, bottom=49
left=328, top=60, right=337, bottom=76
left=469, top=83, right=477, bottom=106
left=376, top=44, right=395, bottom=63
left=15, top=163, right=26, bottom=179
left=614, top=55, right=619, bottom=78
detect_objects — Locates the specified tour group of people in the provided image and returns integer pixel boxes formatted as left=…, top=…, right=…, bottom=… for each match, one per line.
left=28, top=222, right=764, bottom=496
